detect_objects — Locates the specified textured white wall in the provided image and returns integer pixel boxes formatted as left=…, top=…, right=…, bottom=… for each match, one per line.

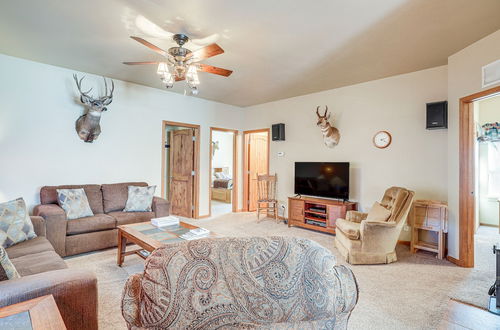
left=0, top=54, right=244, bottom=216
left=447, top=29, right=500, bottom=258
left=243, top=66, right=449, bottom=241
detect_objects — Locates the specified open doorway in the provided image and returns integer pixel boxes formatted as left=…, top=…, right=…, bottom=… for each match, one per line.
left=243, top=129, right=270, bottom=212
left=209, top=127, right=238, bottom=218
left=473, top=94, right=500, bottom=247
left=459, top=85, right=500, bottom=267
left=162, top=121, right=200, bottom=219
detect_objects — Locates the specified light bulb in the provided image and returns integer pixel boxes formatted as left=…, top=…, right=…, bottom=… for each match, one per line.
left=160, top=71, right=174, bottom=88
left=157, top=62, right=168, bottom=75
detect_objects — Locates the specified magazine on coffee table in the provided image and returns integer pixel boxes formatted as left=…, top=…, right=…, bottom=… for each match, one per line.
left=180, top=228, right=210, bottom=240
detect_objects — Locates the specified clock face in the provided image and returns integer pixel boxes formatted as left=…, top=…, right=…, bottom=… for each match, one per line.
left=373, top=131, right=392, bottom=149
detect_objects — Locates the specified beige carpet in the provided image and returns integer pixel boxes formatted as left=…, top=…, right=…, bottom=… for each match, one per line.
left=450, top=226, right=498, bottom=310
left=65, top=212, right=487, bottom=330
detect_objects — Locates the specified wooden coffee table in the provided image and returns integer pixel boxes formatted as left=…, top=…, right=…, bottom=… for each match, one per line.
left=117, top=221, right=217, bottom=266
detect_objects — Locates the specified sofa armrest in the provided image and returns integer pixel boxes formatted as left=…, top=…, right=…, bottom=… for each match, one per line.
left=360, top=220, right=401, bottom=252
left=346, top=211, right=368, bottom=223
left=122, top=273, right=143, bottom=329
left=152, top=197, right=170, bottom=218
left=0, top=269, right=98, bottom=330
left=33, top=204, right=67, bottom=256
left=30, top=216, right=46, bottom=237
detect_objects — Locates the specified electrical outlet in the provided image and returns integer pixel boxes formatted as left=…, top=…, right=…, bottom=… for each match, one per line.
left=403, top=224, right=410, bottom=231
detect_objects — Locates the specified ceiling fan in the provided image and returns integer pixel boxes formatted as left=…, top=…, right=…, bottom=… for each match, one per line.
left=123, top=34, right=232, bottom=94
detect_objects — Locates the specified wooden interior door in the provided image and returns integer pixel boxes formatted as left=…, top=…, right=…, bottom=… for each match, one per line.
left=169, top=129, right=195, bottom=218
left=245, top=131, right=269, bottom=211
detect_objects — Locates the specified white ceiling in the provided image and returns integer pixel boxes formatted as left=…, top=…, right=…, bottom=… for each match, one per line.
left=1, top=0, right=500, bottom=107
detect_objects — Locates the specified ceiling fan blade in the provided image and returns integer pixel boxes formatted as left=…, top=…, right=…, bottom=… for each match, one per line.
left=188, top=44, right=224, bottom=61
left=123, top=61, right=159, bottom=65
left=198, top=64, right=233, bottom=77
left=130, top=36, right=167, bottom=57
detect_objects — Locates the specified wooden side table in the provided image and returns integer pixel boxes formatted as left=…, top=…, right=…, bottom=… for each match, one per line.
left=410, top=200, right=448, bottom=259
left=0, top=295, right=66, bottom=329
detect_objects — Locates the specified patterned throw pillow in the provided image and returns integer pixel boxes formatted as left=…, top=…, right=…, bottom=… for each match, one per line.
left=56, top=188, right=94, bottom=220
left=124, top=186, right=156, bottom=212
left=0, top=198, right=37, bottom=248
left=0, top=246, right=20, bottom=281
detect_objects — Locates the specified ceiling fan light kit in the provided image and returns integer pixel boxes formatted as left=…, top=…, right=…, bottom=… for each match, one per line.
left=124, top=33, right=232, bottom=95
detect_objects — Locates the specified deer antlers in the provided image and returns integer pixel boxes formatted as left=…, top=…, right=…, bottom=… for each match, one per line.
left=316, top=105, right=329, bottom=118
left=73, top=74, right=114, bottom=104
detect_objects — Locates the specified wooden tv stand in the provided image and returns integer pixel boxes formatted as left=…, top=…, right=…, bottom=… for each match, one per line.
left=288, top=196, right=357, bottom=234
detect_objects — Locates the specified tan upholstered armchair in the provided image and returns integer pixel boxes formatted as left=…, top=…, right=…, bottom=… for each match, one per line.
left=335, top=187, right=415, bottom=264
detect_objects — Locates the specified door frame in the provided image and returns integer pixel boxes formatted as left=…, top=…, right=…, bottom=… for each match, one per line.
left=242, top=128, right=270, bottom=212
left=161, top=120, right=201, bottom=219
left=457, top=85, right=500, bottom=267
left=208, top=127, right=239, bottom=217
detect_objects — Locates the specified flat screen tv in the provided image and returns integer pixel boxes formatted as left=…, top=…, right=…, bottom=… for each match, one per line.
left=294, top=162, right=349, bottom=200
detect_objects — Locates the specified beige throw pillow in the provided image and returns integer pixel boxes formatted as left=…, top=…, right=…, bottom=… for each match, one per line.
left=366, top=202, right=391, bottom=222
left=124, top=186, right=156, bottom=212
left=0, top=246, right=20, bottom=281
left=0, top=198, right=37, bottom=248
left=57, top=188, right=94, bottom=220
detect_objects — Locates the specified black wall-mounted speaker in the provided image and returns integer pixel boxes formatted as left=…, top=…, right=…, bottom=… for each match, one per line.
left=426, top=101, right=448, bottom=129
left=272, top=123, right=285, bottom=141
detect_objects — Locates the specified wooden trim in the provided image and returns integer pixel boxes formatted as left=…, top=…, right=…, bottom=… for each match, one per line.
left=163, top=120, right=200, bottom=129
left=458, top=85, right=500, bottom=268
left=397, top=240, right=410, bottom=246
left=193, top=127, right=200, bottom=219
left=459, top=85, right=500, bottom=103
left=478, top=223, right=499, bottom=228
left=243, top=133, right=250, bottom=211
left=243, top=128, right=270, bottom=134
left=198, top=214, right=210, bottom=219
left=161, top=120, right=201, bottom=219
left=208, top=127, right=239, bottom=217
left=0, top=295, right=66, bottom=329
left=242, top=129, right=270, bottom=212
left=447, top=255, right=460, bottom=265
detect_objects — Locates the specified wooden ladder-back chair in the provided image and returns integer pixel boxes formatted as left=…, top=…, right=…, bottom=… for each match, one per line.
left=256, top=174, right=278, bottom=222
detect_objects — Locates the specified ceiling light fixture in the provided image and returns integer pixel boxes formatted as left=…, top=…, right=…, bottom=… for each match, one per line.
left=124, top=33, right=232, bottom=95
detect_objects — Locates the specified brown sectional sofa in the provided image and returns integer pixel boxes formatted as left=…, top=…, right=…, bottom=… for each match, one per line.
left=34, top=182, right=170, bottom=257
left=0, top=216, right=97, bottom=330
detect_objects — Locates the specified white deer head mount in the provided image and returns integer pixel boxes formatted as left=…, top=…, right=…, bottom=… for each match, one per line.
left=315, top=105, right=340, bottom=148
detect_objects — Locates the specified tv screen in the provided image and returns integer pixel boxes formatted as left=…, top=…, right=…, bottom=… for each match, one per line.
left=294, top=162, right=349, bottom=200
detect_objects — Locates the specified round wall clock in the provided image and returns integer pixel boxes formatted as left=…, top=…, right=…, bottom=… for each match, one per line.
left=373, top=131, right=392, bottom=149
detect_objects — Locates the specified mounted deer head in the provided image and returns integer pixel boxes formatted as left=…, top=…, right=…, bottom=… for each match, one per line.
left=315, top=105, right=340, bottom=148
left=73, top=74, right=114, bottom=143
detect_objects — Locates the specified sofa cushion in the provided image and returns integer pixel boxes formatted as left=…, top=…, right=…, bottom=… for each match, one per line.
left=11, top=250, right=67, bottom=276
left=124, top=186, right=156, bottom=212
left=101, top=182, right=148, bottom=213
left=57, top=188, right=94, bottom=220
left=66, top=214, right=116, bottom=235
left=1, top=247, right=20, bottom=280
left=0, top=198, right=37, bottom=248
left=336, top=218, right=361, bottom=240
left=366, top=202, right=391, bottom=222
left=40, top=184, right=104, bottom=214
left=108, top=211, right=155, bottom=226
left=5, top=236, right=55, bottom=259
